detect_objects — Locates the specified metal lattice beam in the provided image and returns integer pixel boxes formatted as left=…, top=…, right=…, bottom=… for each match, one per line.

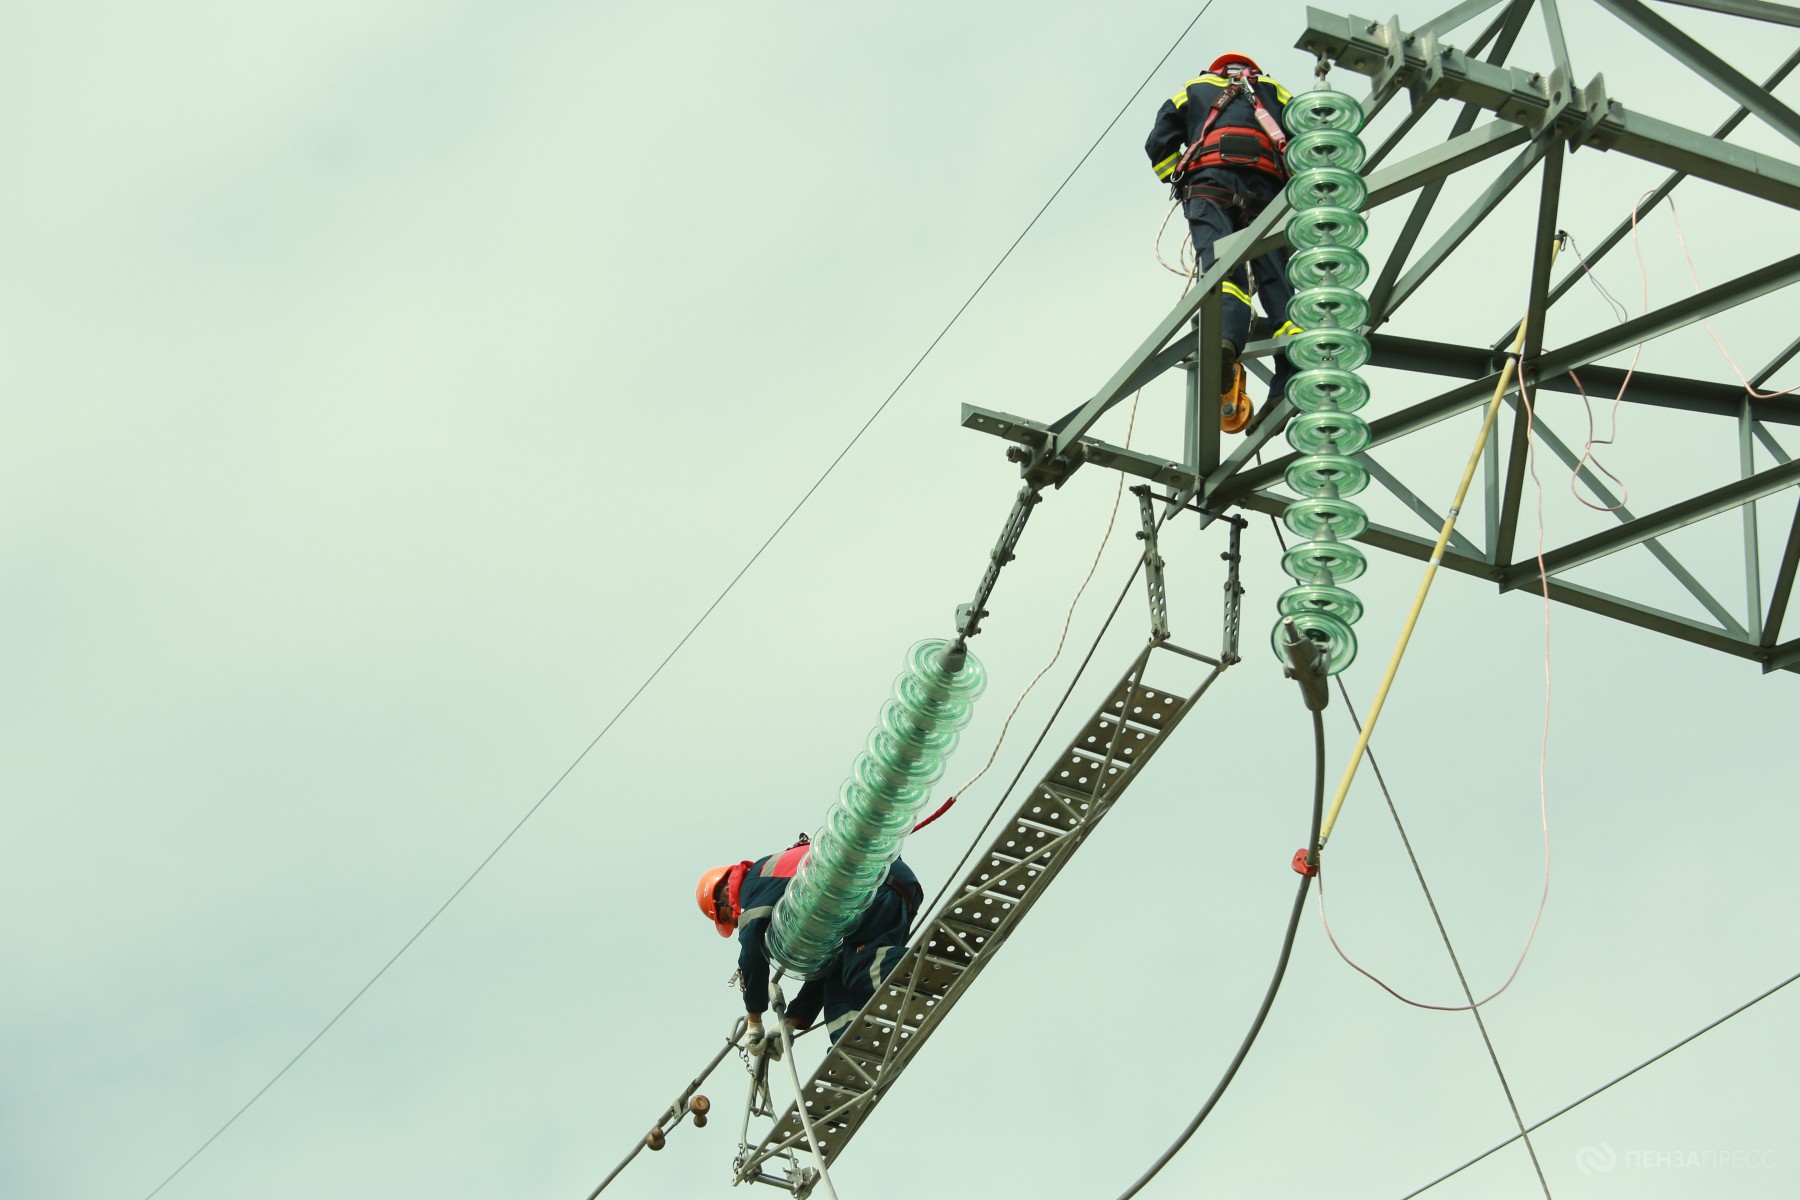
left=967, top=5, right=1800, bottom=674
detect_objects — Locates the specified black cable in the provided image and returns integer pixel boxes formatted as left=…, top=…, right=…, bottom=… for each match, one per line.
left=1402, top=966, right=1800, bottom=1198
left=1259, top=509, right=1552, bottom=1197
left=1115, top=699, right=1326, bottom=1199
left=137, top=10, right=1229, bottom=1197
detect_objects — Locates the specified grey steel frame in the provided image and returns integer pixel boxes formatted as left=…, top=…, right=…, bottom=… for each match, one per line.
left=969, top=0, right=1800, bottom=674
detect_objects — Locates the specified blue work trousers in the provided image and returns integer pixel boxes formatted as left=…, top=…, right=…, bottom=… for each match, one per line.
left=1183, top=167, right=1296, bottom=399
left=783, top=874, right=918, bottom=1042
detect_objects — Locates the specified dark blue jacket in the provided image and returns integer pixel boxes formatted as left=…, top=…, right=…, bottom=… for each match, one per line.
left=736, top=847, right=921, bottom=1015
left=1146, top=71, right=1293, bottom=184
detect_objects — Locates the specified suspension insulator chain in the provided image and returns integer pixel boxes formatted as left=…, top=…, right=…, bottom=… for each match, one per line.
left=1271, top=84, right=1373, bottom=676
left=765, top=640, right=986, bottom=979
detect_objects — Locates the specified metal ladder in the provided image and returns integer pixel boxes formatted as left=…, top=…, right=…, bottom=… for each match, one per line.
left=735, top=636, right=1227, bottom=1185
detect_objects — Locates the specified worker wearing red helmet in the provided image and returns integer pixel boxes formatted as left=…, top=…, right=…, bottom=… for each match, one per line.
left=698, top=839, right=923, bottom=1058
left=1145, top=52, right=1301, bottom=421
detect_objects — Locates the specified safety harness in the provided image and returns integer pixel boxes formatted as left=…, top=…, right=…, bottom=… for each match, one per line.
left=1172, top=68, right=1289, bottom=198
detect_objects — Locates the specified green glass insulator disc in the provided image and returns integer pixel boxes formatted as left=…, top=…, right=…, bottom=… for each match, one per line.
left=865, top=730, right=946, bottom=786
left=1278, top=582, right=1366, bottom=626
left=1285, top=452, right=1370, bottom=498
left=1287, top=367, right=1371, bottom=413
left=1281, top=497, right=1369, bottom=542
left=1270, top=609, right=1359, bottom=675
left=1285, top=128, right=1368, bottom=174
left=1286, top=325, right=1371, bottom=371
left=850, top=755, right=933, bottom=810
left=893, top=674, right=973, bottom=728
left=1286, top=410, right=1372, bottom=457
left=1283, top=88, right=1365, bottom=135
left=1286, top=206, right=1369, bottom=252
left=1284, top=166, right=1368, bottom=212
left=1281, top=538, right=1368, bottom=585
left=905, top=639, right=987, bottom=700
left=1286, top=285, right=1370, bottom=330
left=837, top=778, right=919, bottom=834
left=1287, top=244, right=1371, bottom=291
left=879, top=701, right=957, bottom=754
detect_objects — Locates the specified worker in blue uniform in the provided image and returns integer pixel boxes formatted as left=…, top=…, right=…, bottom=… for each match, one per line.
left=698, top=839, right=923, bottom=1056
left=1145, top=52, right=1301, bottom=422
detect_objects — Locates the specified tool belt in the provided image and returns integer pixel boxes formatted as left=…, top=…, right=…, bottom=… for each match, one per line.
left=1180, top=183, right=1269, bottom=230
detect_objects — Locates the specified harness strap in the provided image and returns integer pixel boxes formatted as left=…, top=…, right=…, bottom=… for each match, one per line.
left=1180, top=183, right=1270, bottom=230
left=1172, top=71, right=1289, bottom=183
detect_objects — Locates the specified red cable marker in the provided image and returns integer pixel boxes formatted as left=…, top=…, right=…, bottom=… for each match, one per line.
left=1292, top=848, right=1318, bottom=877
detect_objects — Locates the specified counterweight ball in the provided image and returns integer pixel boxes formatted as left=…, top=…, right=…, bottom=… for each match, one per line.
left=646, top=1127, right=666, bottom=1151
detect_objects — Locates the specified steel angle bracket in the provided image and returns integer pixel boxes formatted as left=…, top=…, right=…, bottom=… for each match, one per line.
left=954, top=484, right=1042, bottom=641
left=1135, top=487, right=1171, bottom=642
left=1220, top=513, right=1245, bottom=664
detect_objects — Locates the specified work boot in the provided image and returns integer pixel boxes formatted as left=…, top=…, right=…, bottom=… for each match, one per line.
left=1221, top=362, right=1254, bottom=434
left=1219, top=340, right=1240, bottom=395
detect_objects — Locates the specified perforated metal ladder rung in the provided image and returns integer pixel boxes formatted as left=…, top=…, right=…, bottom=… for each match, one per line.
left=737, top=642, right=1222, bottom=1182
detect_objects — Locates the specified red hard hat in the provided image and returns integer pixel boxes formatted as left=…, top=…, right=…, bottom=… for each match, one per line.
left=1210, top=52, right=1262, bottom=75
left=697, top=864, right=737, bottom=937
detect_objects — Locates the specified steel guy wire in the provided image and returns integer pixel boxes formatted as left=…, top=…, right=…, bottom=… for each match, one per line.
left=1401, top=966, right=1800, bottom=1198
left=1260, top=509, right=1553, bottom=1197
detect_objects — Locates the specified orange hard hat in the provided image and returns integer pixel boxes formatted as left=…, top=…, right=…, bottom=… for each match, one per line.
left=697, top=864, right=738, bottom=937
left=1210, top=52, right=1262, bottom=75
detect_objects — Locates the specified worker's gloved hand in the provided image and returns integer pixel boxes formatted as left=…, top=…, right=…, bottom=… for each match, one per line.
left=746, top=1025, right=768, bottom=1058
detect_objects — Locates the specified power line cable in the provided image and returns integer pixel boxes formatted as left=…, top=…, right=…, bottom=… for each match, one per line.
left=1114, top=691, right=1326, bottom=1199
left=1401, top=966, right=1800, bottom=1198
left=1260, top=507, right=1552, bottom=1196
left=138, top=9, right=1226, bottom=1195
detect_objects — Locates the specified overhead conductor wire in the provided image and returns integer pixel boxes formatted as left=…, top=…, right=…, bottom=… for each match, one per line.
left=1404, top=967, right=1800, bottom=1198
left=1256, top=513, right=1553, bottom=1195
left=583, top=1018, right=746, bottom=1200
left=1254, top=240, right=1567, bottom=1198
left=1114, top=686, right=1326, bottom=1200
left=569, top=7, right=1226, bottom=1196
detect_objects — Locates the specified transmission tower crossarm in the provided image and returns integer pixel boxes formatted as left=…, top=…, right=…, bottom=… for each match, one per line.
left=1296, top=8, right=1800, bottom=207
left=1592, top=0, right=1800, bottom=150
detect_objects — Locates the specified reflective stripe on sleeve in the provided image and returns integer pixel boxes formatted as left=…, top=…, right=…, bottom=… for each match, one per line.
left=1154, top=150, right=1182, bottom=180
left=1273, top=320, right=1304, bottom=338
left=737, top=905, right=773, bottom=924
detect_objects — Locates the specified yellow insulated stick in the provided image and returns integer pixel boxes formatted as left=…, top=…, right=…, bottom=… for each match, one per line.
left=1317, top=236, right=1562, bottom=847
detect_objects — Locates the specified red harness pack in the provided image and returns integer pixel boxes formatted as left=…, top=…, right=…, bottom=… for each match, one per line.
left=1175, top=72, right=1288, bottom=180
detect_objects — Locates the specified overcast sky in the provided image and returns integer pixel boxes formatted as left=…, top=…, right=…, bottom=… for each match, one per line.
left=4, top=3, right=1796, bottom=1199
